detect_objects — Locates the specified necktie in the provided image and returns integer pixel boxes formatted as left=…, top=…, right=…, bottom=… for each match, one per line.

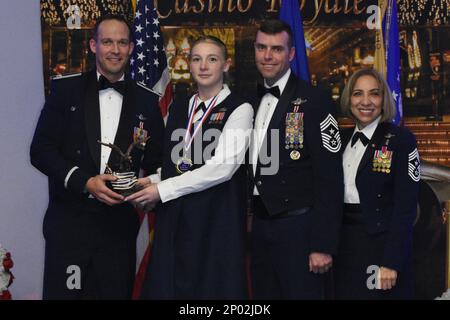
left=351, top=131, right=370, bottom=147
left=257, top=83, right=280, bottom=99
left=98, top=75, right=125, bottom=95
left=194, top=102, right=207, bottom=115
left=191, top=102, right=207, bottom=135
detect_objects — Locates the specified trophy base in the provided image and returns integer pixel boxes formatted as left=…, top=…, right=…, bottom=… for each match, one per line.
left=109, top=171, right=142, bottom=197
left=114, top=184, right=143, bottom=197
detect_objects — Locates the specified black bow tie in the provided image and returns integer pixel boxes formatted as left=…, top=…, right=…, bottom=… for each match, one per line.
left=98, top=75, right=125, bottom=95
left=257, top=83, right=280, bottom=99
left=194, top=102, right=207, bottom=115
left=351, top=131, right=370, bottom=147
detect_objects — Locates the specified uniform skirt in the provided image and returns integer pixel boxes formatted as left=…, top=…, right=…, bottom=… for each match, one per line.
left=333, top=204, right=414, bottom=300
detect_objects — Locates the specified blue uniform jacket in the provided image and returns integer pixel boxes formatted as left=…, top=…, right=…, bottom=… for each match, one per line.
left=249, top=72, right=344, bottom=255
left=30, top=70, right=164, bottom=242
left=342, top=122, right=420, bottom=271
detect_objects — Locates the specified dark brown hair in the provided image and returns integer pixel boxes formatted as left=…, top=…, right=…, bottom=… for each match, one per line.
left=92, top=14, right=132, bottom=41
left=258, top=19, right=293, bottom=48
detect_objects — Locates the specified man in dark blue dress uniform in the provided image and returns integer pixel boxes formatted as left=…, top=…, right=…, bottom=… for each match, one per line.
left=30, top=15, right=163, bottom=299
left=249, top=20, right=344, bottom=299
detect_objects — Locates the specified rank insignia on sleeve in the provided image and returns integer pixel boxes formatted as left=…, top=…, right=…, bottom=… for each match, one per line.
left=408, top=148, right=421, bottom=182
left=320, top=114, right=341, bottom=153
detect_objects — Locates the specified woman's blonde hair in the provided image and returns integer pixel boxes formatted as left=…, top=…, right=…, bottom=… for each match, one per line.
left=340, top=68, right=396, bottom=123
left=190, top=35, right=228, bottom=60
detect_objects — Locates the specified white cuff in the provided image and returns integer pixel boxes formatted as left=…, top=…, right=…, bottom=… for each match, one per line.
left=156, top=180, right=173, bottom=203
left=148, top=173, right=161, bottom=184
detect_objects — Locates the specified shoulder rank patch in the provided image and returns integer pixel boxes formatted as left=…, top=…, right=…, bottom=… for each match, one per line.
left=320, top=114, right=341, bottom=153
left=136, top=81, right=160, bottom=96
left=51, top=72, right=82, bottom=80
left=408, top=148, right=420, bottom=182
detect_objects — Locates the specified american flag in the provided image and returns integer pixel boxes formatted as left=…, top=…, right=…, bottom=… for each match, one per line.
left=130, top=0, right=172, bottom=299
left=130, top=0, right=172, bottom=118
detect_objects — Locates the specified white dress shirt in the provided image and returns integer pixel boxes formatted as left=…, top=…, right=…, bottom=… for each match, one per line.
left=149, top=84, right=254, bottom=203
left=98, top=73, right=124, bottom=175
left=64, top=72, right=124, bottom=189
left=251, top=68, right=291, bottom=195
left=343, top=116, right=381, bottom=203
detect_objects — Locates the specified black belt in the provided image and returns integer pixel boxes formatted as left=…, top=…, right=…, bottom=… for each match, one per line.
left=252, top=196, right=310, bottom=220
left=343, top=203, right=364, bottom=225
left=344, top=203, right=362, bottom=213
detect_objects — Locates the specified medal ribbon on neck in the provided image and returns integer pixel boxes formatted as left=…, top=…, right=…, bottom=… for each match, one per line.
left=184, top=93, right=220, bottom=152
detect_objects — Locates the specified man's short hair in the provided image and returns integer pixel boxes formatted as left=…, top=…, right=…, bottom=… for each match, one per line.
left=258, top=19, right=293, bottom=48
left=92, top=14, right=132, bottom=41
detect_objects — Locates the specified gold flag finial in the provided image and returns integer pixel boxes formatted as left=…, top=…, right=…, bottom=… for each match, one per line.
left=374, top=0, right=387, bottom=78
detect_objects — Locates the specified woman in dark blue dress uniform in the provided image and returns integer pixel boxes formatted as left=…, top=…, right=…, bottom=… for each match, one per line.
left=126, top=36, right=253, bottom=299
left=334, top=68, right=420, bottom=299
